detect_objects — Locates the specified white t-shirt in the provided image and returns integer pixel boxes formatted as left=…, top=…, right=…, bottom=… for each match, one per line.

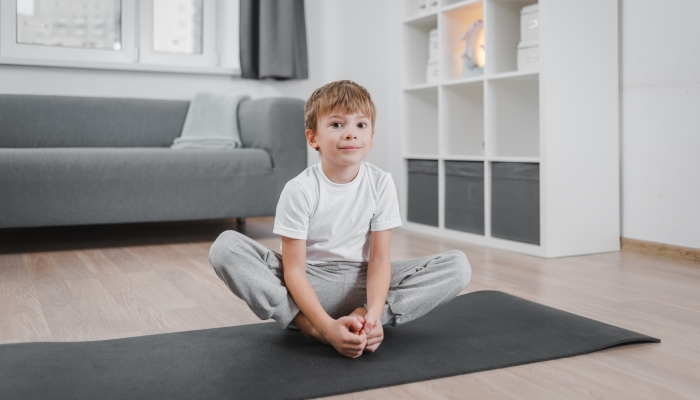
left=273, top=162, right=402, bottom=264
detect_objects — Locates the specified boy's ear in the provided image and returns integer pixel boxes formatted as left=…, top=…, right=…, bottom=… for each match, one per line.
left=305, top=128, right=319, bottom=150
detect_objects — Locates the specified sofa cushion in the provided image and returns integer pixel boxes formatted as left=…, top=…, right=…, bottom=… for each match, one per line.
left=0, top=148, right=277, bottom=228
left=0, top=95, right=190, bottom=148
left=1, top=147, right=272, bottom=179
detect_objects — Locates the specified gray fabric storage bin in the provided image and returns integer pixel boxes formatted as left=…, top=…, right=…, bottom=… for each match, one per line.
left=407, top=159, right=439, bottom=227
left=445, top=161, right=484, bottom=235
left=491, top=162, right=540, bottom=245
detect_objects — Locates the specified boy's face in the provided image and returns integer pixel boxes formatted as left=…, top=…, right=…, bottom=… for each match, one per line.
left=306, top=111, right=373, bottom=168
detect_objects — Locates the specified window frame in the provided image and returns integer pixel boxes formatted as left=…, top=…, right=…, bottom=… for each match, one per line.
left=0, top=0, right=240, bottom=76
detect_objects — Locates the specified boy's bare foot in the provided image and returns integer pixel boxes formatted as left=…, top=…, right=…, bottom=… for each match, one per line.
left=292, top=312, right=329, bottom=344
left=348, top=306, right=368, bottom=318
left=347, top=307, right=368, bottom=334
left=322, top=317, right=367, bottom=358
left=363, top=320, right=384, bottom=353
left=350, top=308, right=384, bottom=353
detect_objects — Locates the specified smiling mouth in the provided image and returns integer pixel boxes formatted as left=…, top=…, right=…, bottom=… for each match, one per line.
left=340, top=147, right=362, bottom=150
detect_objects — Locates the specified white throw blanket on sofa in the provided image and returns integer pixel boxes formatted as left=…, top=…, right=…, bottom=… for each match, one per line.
left=171, top=92, right=250, bottom=149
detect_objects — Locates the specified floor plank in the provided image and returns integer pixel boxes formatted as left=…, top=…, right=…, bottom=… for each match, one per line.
left=0, top=254, right=30, bottom=282
left=0, top=281, right=52, bottom=342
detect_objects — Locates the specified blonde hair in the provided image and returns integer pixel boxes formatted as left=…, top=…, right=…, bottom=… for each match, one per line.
left=304, top=80, right=376, bottom=147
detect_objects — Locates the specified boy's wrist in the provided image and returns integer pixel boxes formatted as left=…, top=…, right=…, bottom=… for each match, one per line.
left=315, top=315, right=335, bottom=335
left=366, top=307, right=383, bottom=321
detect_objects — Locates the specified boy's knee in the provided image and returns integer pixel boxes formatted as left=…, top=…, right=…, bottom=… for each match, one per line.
left=444, top=250, right=471, bottom=291
left=208, top=230, right=239, bottom=270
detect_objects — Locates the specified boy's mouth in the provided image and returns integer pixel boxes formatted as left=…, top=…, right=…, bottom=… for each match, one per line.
left=339, top=146, right=362, bottom=150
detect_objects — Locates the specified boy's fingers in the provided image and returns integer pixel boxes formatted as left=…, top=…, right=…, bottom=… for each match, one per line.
left=339, top=316, right=363, bottom=332
left=344, top=330, right=365, bottom=344
left=363, top=319, right=375, bottom=334
left=366, top=336, right=382, bottom=347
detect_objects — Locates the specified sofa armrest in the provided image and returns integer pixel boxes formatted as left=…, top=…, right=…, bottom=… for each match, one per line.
left=238, top=97, right=307, bottom=199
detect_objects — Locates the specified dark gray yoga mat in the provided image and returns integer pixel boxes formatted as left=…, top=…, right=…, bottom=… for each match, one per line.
left=0, top=291, right=659, bottom=400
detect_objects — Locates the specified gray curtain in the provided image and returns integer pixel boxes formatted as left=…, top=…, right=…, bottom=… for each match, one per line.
left=240, top=0, right=308, bottom=80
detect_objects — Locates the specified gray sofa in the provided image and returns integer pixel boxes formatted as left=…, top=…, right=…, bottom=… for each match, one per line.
left=0, top=94, right=307, bottom=229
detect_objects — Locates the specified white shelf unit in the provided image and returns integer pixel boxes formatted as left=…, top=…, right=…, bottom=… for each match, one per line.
left=400, top=0, right=620, bottom=258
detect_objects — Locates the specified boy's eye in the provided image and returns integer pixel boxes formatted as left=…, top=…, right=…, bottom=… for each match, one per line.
left=357, top=122, right=367, bottom=128
left=331, top=122, right=342, bottom=128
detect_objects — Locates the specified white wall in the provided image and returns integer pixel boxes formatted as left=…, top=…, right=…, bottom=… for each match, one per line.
left=620, top=0, right=700, bottom=249
left=311, top=1, right=402, bottom=176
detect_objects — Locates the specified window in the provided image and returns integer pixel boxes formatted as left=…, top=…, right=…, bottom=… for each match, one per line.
left=0, top=0, right=240, bottom=75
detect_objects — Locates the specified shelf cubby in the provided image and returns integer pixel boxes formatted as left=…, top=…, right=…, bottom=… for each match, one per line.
left=441, top=81, right=484, bottom=156
left=440, top=0, right=484, bottom=82
left=404, top=86, right=439, bottom=156
left=486, top=76, right=539, bottom=157
left=402, top=13, right=438, bottom=86
left=485, top=0, right=537, bottom=75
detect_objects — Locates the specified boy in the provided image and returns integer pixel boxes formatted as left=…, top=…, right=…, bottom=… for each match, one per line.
left=209, top=80, right=471, bottom=358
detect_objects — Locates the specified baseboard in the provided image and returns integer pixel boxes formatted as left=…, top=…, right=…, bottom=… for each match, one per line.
left=621, top=238, right=700, bottom=264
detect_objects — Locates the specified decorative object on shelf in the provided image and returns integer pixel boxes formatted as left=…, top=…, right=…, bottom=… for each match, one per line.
left=428, top=28, right=439, bottom=63
left=459, top=20, right=484, bottom=78
left=426, top=28, right=440, bottom=83
left=517, top=40, right=539, bottom=71
left=426, top=61, right=440, bottom=83
left=517, top=4, right=539, bottom=72
left=520, top=3, right=539, bottom=42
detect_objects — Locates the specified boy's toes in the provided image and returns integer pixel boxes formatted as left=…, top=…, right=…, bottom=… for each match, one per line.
left=364, top=344, right=379, bottom=353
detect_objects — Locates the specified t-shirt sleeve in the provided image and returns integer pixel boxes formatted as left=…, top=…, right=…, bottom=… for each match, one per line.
left=273, top=181, right=312, bottom=240
left=370, top=174, right=402, bottom=231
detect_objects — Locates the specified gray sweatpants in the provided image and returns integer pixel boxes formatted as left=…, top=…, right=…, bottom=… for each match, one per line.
left=208, top=230, right=472, bottom=329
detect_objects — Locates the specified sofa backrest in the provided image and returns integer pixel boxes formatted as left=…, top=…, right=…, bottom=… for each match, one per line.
left=0, top=94, right=190, bottom=148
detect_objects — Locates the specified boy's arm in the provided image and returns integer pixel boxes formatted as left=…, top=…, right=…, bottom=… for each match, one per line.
left=364, top=229, right=392, bottom=351
left=281, top=236, right=334, bottom=330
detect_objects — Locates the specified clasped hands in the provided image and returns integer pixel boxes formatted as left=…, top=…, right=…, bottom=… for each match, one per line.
left=320, top=311, right=384, bottom=359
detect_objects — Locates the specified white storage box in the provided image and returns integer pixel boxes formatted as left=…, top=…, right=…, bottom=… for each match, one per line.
left=426, top=60, right=440, bottom=83
left=517, top=40, right=539, bottom=71
left=520, top=3, right=539, bottom=42
left=417, top=0, right=428, bottom=14
left=428, top=29, right=439, bottom=63
left=428, top=0, right=439, bottom=12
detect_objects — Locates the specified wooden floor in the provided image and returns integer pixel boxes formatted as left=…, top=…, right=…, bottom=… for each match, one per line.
left=1, top=217, right=699, bottom=399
